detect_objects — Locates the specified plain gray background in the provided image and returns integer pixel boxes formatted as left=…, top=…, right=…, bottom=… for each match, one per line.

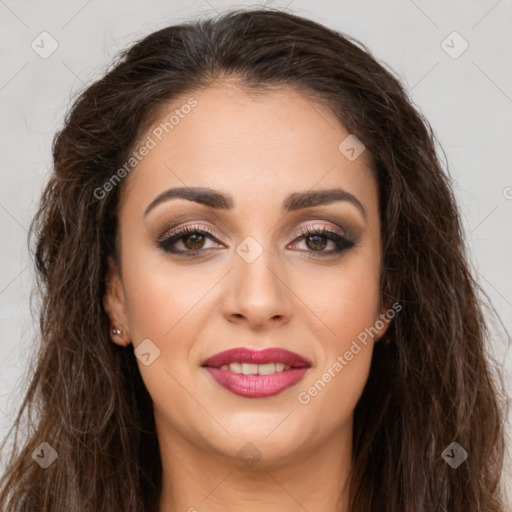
left=1, top=0, right=511, bottom=496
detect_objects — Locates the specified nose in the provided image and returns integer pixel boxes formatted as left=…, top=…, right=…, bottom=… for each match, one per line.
left=221, top=247, right=293, bottom=330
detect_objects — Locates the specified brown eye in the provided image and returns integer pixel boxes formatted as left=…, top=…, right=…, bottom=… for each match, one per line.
left=182, top=233, right=206, bottom=250
left=158, top=224, right=356, bottom=258
left=305, top=234, right=328, bottom=251
left=158, top=226, right=224, bottom=255
left=289, top=226, right=356, bottom=256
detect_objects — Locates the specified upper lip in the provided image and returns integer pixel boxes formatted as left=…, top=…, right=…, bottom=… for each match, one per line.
left=202, top=347, right=312, bottom=369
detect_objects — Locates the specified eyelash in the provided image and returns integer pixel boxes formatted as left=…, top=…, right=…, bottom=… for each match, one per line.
left=157, top=224, right=356, bottom=258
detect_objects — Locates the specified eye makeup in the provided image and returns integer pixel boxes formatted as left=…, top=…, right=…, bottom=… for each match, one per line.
left=155, top=219, right=358, bottom=259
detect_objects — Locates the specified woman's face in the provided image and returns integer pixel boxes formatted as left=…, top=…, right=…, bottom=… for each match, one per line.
left=105, top=83, right=389, bottom=465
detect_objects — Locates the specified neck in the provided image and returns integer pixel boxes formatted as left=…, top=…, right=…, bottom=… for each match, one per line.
left=155, top=416, right=353, bottom=512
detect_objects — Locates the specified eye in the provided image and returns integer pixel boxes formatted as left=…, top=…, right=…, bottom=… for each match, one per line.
left=157, top=223, right=356, bottom=257
left=158, top=225, right=224, bottom=255
left=288, top=225, right=356, bottom=256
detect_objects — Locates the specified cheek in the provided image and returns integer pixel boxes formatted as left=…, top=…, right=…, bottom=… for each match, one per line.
left=293, top=253, right=381, bottom=414
left=119, top=251, right=214, bottom=421
left=119, top=239, right=225, bottom=392
left=297, top=248, right=382, bottom=347
left=120, top=230, right=208, bottom=340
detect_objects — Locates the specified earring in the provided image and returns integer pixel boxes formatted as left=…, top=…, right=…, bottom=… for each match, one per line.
left=112, top=328, right=121, bottom=336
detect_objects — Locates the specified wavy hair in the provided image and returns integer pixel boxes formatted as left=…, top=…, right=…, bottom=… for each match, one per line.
left=0, top=7, right=508, bottom=511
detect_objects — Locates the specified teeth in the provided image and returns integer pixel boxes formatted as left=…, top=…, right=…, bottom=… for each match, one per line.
left=230, top=362, right=243, bottom=373
left=257, top=363, right=276, bottom=375
left=219, top=362, right=292, bottom=375
left=242, top=363, right=259, bottom=375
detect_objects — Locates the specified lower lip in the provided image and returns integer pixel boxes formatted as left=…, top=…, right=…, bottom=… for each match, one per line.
left=204, top=367, right=309, bottom=398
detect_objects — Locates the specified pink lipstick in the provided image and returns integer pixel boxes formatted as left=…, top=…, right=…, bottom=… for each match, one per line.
left=202, top=347, right=311, bottom=398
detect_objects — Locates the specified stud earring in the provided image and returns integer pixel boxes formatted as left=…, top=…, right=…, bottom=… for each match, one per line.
left=112, top=328, right=121, bottom=336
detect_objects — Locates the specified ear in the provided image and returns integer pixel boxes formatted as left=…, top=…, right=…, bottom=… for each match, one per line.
left=373, top=298, right=395, bottom=343
left=103, top=256, right=131, bottom=347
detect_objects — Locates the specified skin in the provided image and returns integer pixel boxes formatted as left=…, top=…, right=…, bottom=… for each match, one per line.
left=104, top=82, right=390, bottom=512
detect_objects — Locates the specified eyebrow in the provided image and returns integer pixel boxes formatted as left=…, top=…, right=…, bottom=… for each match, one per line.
left=144, top=186, right=366, bottom=219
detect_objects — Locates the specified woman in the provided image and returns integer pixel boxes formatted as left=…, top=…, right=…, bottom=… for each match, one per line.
left=0, top=7, right=507, bottom=512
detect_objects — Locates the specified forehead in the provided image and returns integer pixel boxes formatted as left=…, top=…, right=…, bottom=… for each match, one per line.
left=120, top=83, right=377, bottom=217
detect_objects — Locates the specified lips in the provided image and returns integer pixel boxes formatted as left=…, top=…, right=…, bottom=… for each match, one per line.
left=202, top=347, right=311, bottom=398
left=202, top=347, right=311, bottom=369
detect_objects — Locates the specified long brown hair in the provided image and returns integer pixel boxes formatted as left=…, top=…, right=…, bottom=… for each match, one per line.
left=0, top=7, right=508, bottom=511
